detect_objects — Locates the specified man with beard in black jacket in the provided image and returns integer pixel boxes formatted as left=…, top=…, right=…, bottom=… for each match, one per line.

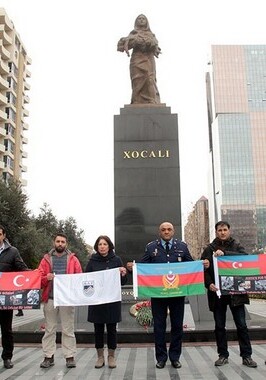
left=201, top=221, right=257, bottom=368
left=0, top=225, right=28, bottom=369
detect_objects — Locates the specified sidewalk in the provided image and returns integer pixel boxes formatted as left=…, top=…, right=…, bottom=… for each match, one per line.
left=3, top=299, right=266, bottom=378
left=0, top=342, right=265, bottom=379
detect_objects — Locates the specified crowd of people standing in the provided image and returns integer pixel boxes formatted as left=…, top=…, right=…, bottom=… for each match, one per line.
left=0, top=221, right=262, bottom=371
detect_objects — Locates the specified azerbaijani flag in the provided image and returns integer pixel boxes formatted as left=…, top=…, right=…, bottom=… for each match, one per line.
left=217, top=254, right=266, bottom=276
left=133, top=261, right=205, bottom=298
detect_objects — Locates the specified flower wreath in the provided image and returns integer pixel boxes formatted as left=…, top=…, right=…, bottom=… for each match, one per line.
left=129, top=300, right=153, bottom=328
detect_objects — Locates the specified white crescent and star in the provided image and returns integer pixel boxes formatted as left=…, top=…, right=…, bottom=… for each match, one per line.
left=167, top=271, right=175, bottom=281
left=13, top=275, right=30, bottom=287
left=232, top=262, right=243, bottom=269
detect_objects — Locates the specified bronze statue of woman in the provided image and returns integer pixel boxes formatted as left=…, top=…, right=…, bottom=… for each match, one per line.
left=117, top=14, right=161, bottom=104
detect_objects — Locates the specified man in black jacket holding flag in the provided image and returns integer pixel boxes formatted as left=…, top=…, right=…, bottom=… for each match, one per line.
left=201, top=220, right=257, bottom=368
left=0, top=225, right=28, bottom=369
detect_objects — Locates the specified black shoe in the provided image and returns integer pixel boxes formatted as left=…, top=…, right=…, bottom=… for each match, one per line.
left=40, top=356, right=54, bottom=368
left=15, top=311, right=23, bottom=316
left=156, top=361, right=166, bottom=369
left=171, top=360, right=182, bottom=369
left=4, top=359, right=14, bottom=369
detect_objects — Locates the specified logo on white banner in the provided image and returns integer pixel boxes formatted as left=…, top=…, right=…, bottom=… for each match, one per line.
left=83, top=281, right=94, bottom=296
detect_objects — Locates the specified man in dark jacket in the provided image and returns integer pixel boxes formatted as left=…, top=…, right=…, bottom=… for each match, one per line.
left=141, top=222, right=193, bottom=370
left=201, top=221, right=257, bottom=368
left=0, top=225, right=28, bottom=369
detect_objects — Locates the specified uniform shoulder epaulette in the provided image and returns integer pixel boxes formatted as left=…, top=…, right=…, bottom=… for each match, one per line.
left=174, top=239, right=186, bottom=244
left=146, top=240, right=157, bottom=247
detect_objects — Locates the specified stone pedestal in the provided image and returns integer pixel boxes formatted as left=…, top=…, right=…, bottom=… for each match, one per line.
left=114, top=105, right=182, bottom=268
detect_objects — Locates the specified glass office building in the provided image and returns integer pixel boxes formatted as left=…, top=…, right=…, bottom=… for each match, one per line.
left=206, top=45, right=266, bottom=252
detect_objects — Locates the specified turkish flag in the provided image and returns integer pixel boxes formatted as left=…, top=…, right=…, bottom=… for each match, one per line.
left=0, top=271, right=41, bottom=291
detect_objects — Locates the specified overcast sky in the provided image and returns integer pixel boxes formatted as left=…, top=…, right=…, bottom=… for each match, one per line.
left=2, top=0, right=266, bottom=245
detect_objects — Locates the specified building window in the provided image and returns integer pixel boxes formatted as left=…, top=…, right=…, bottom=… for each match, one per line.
left=6, top=92, right=16, bottom=106
left=15, top=36, right=20, bottom=50
left=3, top=172, right=12, bottom=184
left=7, top=77, right=17, bottom=92
left=4, top=139, right=15, bottom=154
left=5, top=107, right=16, bottom=122
left=8, top=62, right=18, bottom=77
left=3, top=155, right=14, bottom=169
left=5, top=123, right=15, bottom=137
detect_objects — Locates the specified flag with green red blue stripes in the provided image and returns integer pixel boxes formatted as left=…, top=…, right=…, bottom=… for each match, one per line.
left=133, top=261, right=205, bottom=298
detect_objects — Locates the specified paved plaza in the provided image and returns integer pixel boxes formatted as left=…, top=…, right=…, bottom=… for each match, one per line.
left=0, top=342, right=266, bottom=379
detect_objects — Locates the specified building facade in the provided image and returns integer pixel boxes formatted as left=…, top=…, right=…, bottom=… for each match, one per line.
left=184, top=196, right=209, bottom=260
left=206, top=45, right=266, bottom=252
left=0, top=8, right=31, bottom=185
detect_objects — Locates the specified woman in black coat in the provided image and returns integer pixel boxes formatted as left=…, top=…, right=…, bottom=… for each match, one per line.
left=85, top=235, right=127, bottom=369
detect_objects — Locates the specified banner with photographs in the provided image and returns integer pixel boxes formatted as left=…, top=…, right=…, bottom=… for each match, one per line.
left=216, top=254, right=266, bottom=295
left=0, top=270, right=41, bottom=310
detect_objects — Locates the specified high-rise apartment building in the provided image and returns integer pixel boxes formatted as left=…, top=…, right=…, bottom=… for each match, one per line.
left=184, top=196, right=209, bottom=260
left=206, top=45, right=266, bottom=252
left=0, top=8, right=31, bottom=185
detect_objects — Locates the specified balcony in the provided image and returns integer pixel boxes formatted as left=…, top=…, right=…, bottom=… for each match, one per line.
left=0, top=59, right=9, bottom=75
left=0, top=109, right=7, bottom=121
left=24, top=94, right=30, bottom=104
left=0, top=76, right=9, bottom=90
left=22, top=122, right=29, bottom=131
left=0, top=161, right=4, bottom=170
left=3, top=166, right=14, bottom=175
left=22, top=150, right=28, bottom=158
left=26, top=56, right=32, bottom=65
left=6, top=118, right=15, bottom=128
left=23, top=108, right=29, bottom=117
left=0, top=143, right=5, bottom=153
left=0, top=92, right=7, bottom=105
left=21, top=164, right=27, bottom=172
left=0, top=26, right=12, bottom=45
left=6, top=135, right=15, bottom=145
left=0, top=41, right=10, bottom=60
left=0, top=12, right=14, bottom=31
left=0, top=126, right=5, bottom=136
left=24, top=81, right=31, bottom=91
left=22, top=136, right=28, bottom=144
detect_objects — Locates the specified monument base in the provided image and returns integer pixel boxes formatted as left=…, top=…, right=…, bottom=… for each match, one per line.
left=114, top=105, right=182, bottom=270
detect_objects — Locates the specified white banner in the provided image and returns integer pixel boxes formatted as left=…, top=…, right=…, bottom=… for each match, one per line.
left=53, top=268, right=121, bottom=306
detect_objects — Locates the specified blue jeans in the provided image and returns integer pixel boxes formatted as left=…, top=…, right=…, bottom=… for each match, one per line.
left=213, top=296, right=252, bottom=358
left=151, top=297, right=185, bottom=362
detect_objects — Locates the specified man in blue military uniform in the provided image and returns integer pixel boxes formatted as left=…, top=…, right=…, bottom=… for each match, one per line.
left=140, top=221, right=193, bottom=369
